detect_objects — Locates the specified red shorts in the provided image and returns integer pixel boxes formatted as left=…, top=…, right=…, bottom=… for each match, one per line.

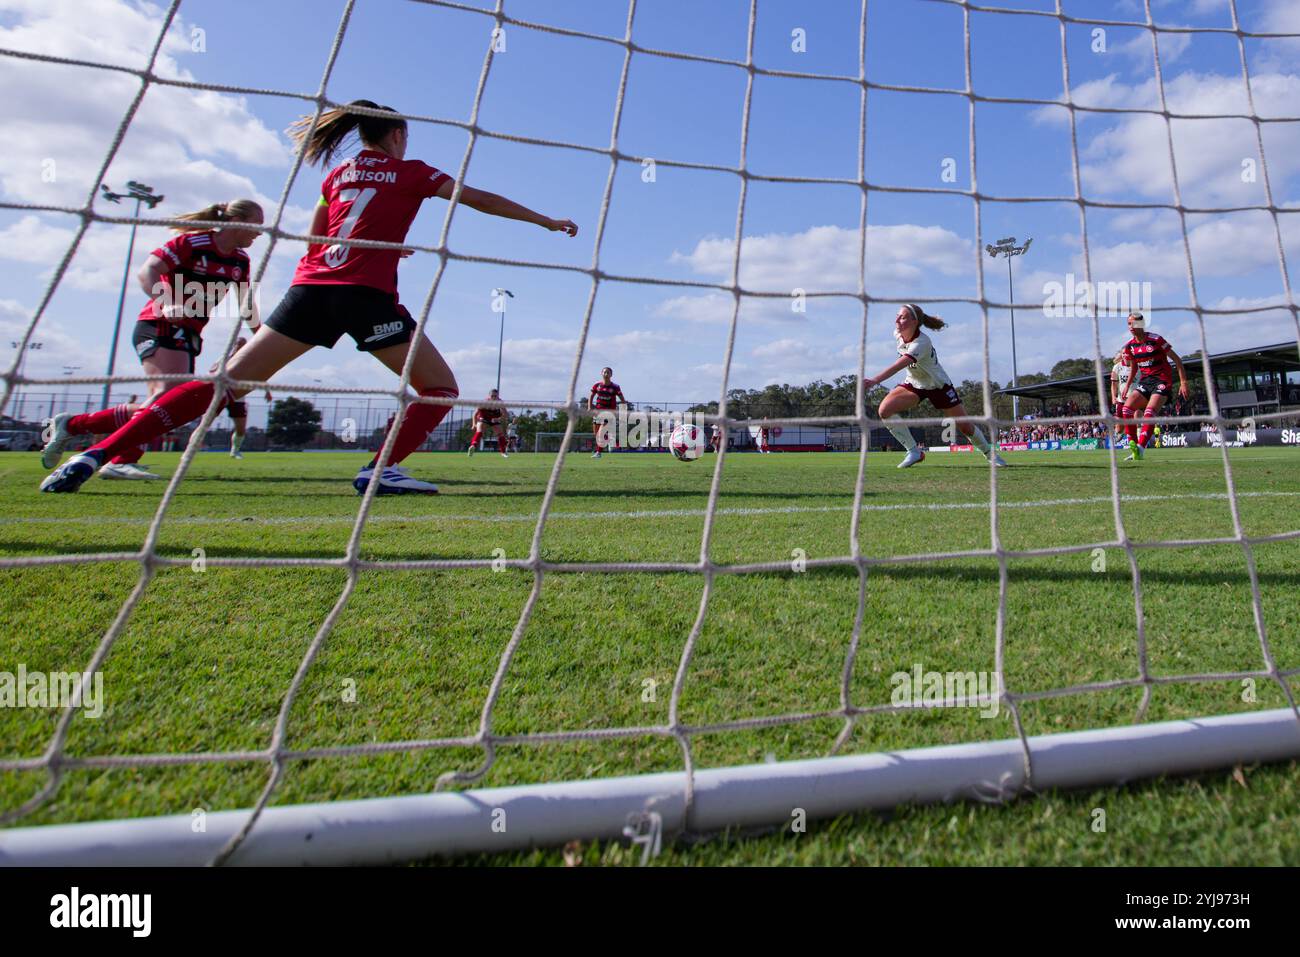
left=901, top=381, right=961, bottom=409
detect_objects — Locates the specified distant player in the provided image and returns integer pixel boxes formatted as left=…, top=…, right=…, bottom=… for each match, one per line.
left=865, top=303, right=1006, bottom=468
left=42, top=100, right=577, bottom=494
left=468, top=388, right=509, bottom=457
left=710, top=421, right=724, bottom=452
left=1110, top=348, right=1131, bottom=440
left=40, top=199, right=264, bottom=477
left=506, top=422, right=519, bottom=453
left=1119, top=313, right=1188, bottom=462
left=751, top=426, right=772, bottom=453
left=212, top=338, right=272, bottom=459
left=589, top=366, right=626, bottom=458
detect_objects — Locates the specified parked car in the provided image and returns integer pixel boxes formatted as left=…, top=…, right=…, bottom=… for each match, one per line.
left=0, top=430, right=42, bottom=451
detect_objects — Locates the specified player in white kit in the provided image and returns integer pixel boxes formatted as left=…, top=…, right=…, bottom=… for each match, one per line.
left=864, top=304, right=1006, bottom=468
left=1110, top=349, right=1132, bottom=440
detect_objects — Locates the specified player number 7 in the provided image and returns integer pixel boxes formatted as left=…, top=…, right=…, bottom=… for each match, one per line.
left=324, top=187, right=377, bottom=269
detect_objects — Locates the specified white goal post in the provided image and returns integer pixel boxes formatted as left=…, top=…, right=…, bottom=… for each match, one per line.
left=9, top=708, right=1300, bottom=865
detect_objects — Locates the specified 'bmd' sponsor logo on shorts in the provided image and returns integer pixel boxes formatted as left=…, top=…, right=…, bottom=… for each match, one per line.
left=364, top=321, right=405, bottom=343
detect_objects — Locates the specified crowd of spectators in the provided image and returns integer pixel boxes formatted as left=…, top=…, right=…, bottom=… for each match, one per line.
left=999, top=421, right=1109, bottom=444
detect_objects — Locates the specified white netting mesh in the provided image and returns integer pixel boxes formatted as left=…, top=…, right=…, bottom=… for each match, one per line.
left=1, top=0, right=1299, bottom=864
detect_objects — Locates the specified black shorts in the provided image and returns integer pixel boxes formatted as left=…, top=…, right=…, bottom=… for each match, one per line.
left=265, top=284, right=415, bottom=353
left=132, top=321, right=200, bottom=371
left=225, top=400, right=248, bottom=419
left=1134, top=374, right=1172, bottom=398
left=901, top=381, right=962, bottom=410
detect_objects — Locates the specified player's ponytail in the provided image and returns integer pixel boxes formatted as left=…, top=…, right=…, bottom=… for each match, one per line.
left=172, top=199, right=263, bottom=232
left=905, top=303, right=946, bottom=331
left=289, top=99, right=407, bottom=166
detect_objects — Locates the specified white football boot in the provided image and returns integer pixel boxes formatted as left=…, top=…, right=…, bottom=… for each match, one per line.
left=99, top=462, right=163, bottom=480
left=40, top=412, right=74, bottom=469
left=897, top=447, right=926, bottom=469
left=353, top=464, right=439, bottom=495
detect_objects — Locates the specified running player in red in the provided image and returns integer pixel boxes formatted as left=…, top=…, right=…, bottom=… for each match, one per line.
left=865, top=304, right=1006, bottom=468
left=40, top=199, right=264, bottom=477
left=42, top=100, right=577, bottom=494
left=588, top=366, right=626, bottom=458
left=1118, top=312, right=1188, bottom=462
left=468, top=388, right=509, bottom=458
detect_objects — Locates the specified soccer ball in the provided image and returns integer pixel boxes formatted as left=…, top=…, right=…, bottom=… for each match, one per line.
left=669, top=423, right=704, bottom=461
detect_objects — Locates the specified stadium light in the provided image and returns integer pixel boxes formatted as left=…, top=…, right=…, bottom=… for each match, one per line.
left=100, top=182, right=164, bottom=409
left=493, top=288, right=514, bottom=395
left=986, top=236, right=1032, bottom=421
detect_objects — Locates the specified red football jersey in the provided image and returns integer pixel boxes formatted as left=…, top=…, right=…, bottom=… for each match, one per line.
left=1124, top=333, right=1173, bottom=380
left=293, top=149, right=451, bottom=295
left=475, top=406, right=503, bottom=424
left=136, top=231, right=251, bottom=332
left=590, top=380, right=624, bottom=410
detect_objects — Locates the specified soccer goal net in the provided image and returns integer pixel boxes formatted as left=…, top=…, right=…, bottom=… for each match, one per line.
left=534, top=431, right=598, bottom=454
left=2, top=0, right=1299, bottom=866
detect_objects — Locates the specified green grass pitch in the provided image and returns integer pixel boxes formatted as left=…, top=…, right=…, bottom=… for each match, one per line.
left=1, top=445, right=1297, bottom=865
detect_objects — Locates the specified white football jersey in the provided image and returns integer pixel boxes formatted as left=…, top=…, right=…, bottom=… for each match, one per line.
left=896, top=330, right=951, bottom=390
left=1112, top=360, right=1131, bottom=389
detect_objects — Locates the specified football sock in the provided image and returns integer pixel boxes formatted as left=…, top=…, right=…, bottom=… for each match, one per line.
left=497, top=435, right=507, bottom=454
left=67, top=403, right=134, bottom=436
left=88, top=381, right=215, bottom=462
left=366, top=387, right=458, bottom=469
left=967, top=426, right=992, bottom=453
left=1137, top=409, right=1156, bottom=449
left=884, top=417, right=917, bottom=451
left=231, top=432, right=244, bottom=454
left=1119, top=404, right=1137, bottom=443
left=110, top=444, right=145, bottom=466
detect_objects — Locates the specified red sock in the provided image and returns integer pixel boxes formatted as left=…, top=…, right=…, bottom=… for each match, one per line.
left=88, top=381, right=215, bottom=462
left=110, top=445, right=145, bottom=466
left=472, top=432, right=482, bottom=450
left=1138, top=409, right=1155, bottom=448
left=67, top=403, right=134, bottom=436
left=1119, top=405, right=1137, bottom=443
left=374, top=387, right=458, bottom=467
left=497, top=435, right=507, bottom=454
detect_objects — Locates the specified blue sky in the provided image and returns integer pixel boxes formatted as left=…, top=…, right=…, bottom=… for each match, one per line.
left=1, top=0, right=1298, bottom=415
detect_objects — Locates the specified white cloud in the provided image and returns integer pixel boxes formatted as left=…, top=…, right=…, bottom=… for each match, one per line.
left=672, top=223, right=970, bottom=291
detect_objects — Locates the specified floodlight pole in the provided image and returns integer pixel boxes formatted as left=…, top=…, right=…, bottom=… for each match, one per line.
left=101, top=182, right=163, bottom=409
left=493, top=288, right=514, bottom=394
left=986, top=237, right=1032, bottom=423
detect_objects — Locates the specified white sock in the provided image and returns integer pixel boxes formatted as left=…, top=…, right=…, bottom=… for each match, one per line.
left=231, top=432, right=244, bottom=453
left=966, top=427, right=991, bottom=453
left=884, top=417, right=917, bottom=451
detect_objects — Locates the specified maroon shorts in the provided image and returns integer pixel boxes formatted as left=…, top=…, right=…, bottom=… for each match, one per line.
left=901, top=381, right=961, bottom=410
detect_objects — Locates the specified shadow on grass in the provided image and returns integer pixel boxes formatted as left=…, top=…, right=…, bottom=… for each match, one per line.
left=1, top=543, right=1297, bottom=590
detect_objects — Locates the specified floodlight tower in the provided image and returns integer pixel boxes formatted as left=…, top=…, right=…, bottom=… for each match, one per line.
left=985, top=236, right=1032, bottom=422
left=100, top=181, right=164, bottom=408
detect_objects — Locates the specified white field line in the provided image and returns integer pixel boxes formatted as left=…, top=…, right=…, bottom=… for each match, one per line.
left=4, top=490, right=1299, bottom=528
